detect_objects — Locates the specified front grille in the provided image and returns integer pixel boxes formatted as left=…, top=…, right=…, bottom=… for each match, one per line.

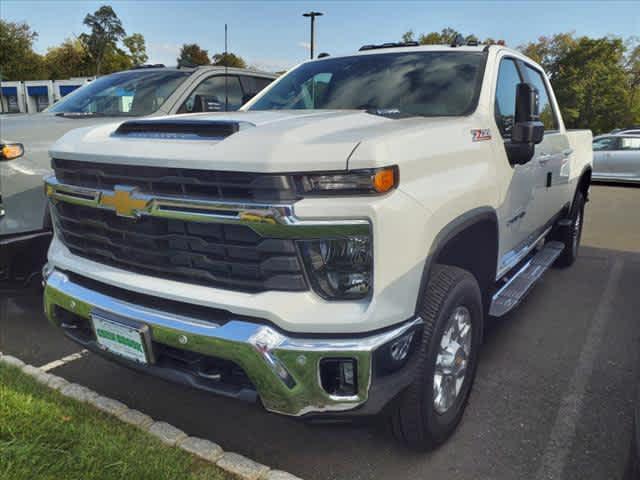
left=52, top=201, right=307, bottom=293
left=52, top=158, right=300, bottom=202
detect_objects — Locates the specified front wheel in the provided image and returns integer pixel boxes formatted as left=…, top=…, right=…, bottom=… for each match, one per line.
left=391, top=264, right=483, bottom=450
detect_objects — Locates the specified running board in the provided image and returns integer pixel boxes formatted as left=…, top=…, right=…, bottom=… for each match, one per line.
left=490, top=241, right=565, bottom=317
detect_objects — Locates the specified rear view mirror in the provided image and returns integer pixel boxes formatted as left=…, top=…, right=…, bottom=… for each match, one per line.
left=507, top=83, right=545, bottom=165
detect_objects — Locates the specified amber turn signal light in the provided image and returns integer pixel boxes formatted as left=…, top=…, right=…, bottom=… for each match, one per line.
left=1, top=143, right=25, bottom=161
left=373, top=167, right=397, bottom=193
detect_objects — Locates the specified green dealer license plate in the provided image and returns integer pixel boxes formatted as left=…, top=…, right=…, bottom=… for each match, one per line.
left=92, top=314, right=149, bottom=364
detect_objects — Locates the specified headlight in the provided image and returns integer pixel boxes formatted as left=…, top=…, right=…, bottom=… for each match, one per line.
left=299, top=235, right=372, bottom=300
left=296, top=166, right=398, bottom=195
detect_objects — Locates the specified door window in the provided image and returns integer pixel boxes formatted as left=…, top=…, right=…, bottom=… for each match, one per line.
left=524, top=65, right=559, bottom=131
left=619, top=137, right=640, bottom=150
left=178, top=75, right=244, bottom=113
left=494, top=58, right=521, bottom=138
left=592, top=136, right=619, bottom=151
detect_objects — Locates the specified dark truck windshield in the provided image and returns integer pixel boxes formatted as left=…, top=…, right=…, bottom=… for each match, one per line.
left=249, top=51, right=485, bottom=117
left=49, top=70, right=191, bottom=116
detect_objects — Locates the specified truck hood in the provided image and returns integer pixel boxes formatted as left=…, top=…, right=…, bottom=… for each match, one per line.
left=50, top=110, right=433, bottom=172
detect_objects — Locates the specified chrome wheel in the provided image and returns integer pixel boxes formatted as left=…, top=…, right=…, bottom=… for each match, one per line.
left=433, top=306, right=472, bottom=414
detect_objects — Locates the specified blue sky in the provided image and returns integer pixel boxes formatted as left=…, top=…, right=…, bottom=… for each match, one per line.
left=2, top=0, right=638, bottom=72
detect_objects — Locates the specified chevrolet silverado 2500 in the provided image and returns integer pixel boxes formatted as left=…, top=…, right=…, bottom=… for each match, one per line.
left=42, top=42, right=593, bottom=449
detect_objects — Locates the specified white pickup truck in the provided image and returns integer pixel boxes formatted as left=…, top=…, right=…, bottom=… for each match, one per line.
left=42, top=42, right=592, bottom=449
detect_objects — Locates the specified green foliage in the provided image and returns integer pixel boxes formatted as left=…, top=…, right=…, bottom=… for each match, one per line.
left=123, top=33, right=148, bottom=66
left=44, top=39, right=92, bottom=79
left=0, top=20, right=47, bottom=80
left=80, top=5, right=126, bottom=75
left=520, top=33, right=640, bottom=134
left=402, top=27, right=504, bottom=46
left=177, top=43, right=211, bottom=66
left=212, top=52, right=247, bottom=68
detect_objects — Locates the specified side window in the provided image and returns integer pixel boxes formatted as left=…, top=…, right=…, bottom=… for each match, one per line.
left=524, top=65, right=559, bottom=131
left=178, top=75, right=244, bottom=113
left=620, top=137, right=640, bottom=150
left=592, top=137, right=619, bottom=151
left=494, top=58, right=521, bottom=138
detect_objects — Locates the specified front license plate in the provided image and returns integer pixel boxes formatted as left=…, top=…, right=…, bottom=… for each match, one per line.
left=92, top=314, right=149, bottom=364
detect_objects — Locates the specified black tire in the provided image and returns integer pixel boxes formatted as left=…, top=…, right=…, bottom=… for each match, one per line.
left=554, top=190, right=585, bottom=268
left=391, top=264, right=483, bottom=450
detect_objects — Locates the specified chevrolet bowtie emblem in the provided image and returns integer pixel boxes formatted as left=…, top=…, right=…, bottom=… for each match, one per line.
left=99, top=186, right=149, bottom=218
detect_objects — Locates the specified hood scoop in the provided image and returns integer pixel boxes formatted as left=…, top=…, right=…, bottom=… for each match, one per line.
left=113, top=119, right=254, bottom=140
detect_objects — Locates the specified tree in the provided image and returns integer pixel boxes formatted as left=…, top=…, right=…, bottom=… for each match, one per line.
left=401, top=27, right=502, bottom=46
left=552, top=37, right=634, bottom=133
left=212, top=52, right=247, bottom=68
left=123, top=33, right=148, bottom=66
left=519, top=32, right=577, bottom=80
left=100, top=46, right=133, bottom=74
left=0, top=19, right=47, bottom=80
left=401, top=30, right=415, bottom=43
left=44, top=38, right=92, bottom=79
left=80, top=5, right=126, bottom=75
left=177, top=43, right=210, bottom=66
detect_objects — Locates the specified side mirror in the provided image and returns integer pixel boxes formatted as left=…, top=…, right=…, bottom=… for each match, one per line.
left=506, top=83, right=545, bottom=165
left=194, top=95, right=223, bottom=112
left=0, top=143, right=24, bottom=161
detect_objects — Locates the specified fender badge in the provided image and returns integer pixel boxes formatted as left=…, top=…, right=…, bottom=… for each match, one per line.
left=471, top=128, right=492, bottom=142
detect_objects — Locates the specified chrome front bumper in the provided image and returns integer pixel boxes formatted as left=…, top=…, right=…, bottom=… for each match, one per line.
left=44, top=268, right=422, bottom=416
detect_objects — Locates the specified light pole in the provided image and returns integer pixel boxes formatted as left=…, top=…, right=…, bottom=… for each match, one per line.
left=302, top=11, right=323, bottom=59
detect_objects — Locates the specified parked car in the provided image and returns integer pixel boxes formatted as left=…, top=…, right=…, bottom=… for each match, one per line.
left=0, top=65, right=276, bottom=283
left=610, top=126, right=640, bottom=135
left=592, top=134, right=640, bottom=183
left=42, top=42, right=592, bottom=449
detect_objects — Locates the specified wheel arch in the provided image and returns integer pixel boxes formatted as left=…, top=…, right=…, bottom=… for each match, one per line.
left=415, top=207, right=499, bottom=318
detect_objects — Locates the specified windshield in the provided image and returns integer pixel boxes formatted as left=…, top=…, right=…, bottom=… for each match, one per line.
left=249, top=51, right=485, bottom=117
left=48, top=70, right=191, bottom=116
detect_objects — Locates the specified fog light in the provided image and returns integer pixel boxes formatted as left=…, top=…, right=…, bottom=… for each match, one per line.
left=319, top=358, right=357, bottom=397
left=390, top=332, right=414, bottom=361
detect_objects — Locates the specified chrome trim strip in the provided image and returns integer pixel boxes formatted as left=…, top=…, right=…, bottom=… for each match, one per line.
left=45, top=175, right=370, bottom=239
left=44, top=268, right=422, bottom=416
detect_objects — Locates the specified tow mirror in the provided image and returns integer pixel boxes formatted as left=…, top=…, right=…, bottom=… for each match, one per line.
left=0, top=143, right=25, bottom=161
left=507, top=83, right=544, bottom=165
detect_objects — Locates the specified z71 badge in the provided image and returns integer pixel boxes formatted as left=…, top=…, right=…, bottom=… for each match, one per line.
left=471, top=128, right=492, bottom=142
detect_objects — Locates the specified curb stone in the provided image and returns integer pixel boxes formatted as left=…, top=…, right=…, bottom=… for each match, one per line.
left=217, top=452, right=270, bottom=480
left=0, top=352, right=302, bottom=479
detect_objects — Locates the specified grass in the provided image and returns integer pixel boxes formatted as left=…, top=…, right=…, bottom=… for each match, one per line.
left=0, top=363, right=231, bottom=480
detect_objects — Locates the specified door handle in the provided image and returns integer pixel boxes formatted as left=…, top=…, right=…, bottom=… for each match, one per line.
left=562, top=148, right=574, bottom=157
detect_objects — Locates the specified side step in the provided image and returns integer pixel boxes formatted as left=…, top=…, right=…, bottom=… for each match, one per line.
left=489, top=241, right=564, bottom=317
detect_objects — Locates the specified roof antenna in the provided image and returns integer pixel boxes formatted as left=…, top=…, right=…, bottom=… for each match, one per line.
left=224, top=23, right=229, bottom=112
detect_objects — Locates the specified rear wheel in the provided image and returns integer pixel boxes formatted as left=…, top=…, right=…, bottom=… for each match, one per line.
left=391, top=264, right=483, bottom=450
left=554, top=190, right=585, bottom=268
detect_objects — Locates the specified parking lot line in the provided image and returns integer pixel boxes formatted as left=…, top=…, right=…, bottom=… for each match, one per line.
left=39, top=350, right=89, bottom=372
left=535, top=258, right=624, bottom=480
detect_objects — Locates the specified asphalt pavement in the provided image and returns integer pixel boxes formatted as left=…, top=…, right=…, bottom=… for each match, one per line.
left=1, top=184, right=639, bottom=480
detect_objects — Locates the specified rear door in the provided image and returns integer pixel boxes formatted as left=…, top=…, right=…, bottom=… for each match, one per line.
left=613, top=136, right=640, bottom=179
left=593, top=135, right=621, bottom=177
left=520, top=62, right=571, bottom=228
